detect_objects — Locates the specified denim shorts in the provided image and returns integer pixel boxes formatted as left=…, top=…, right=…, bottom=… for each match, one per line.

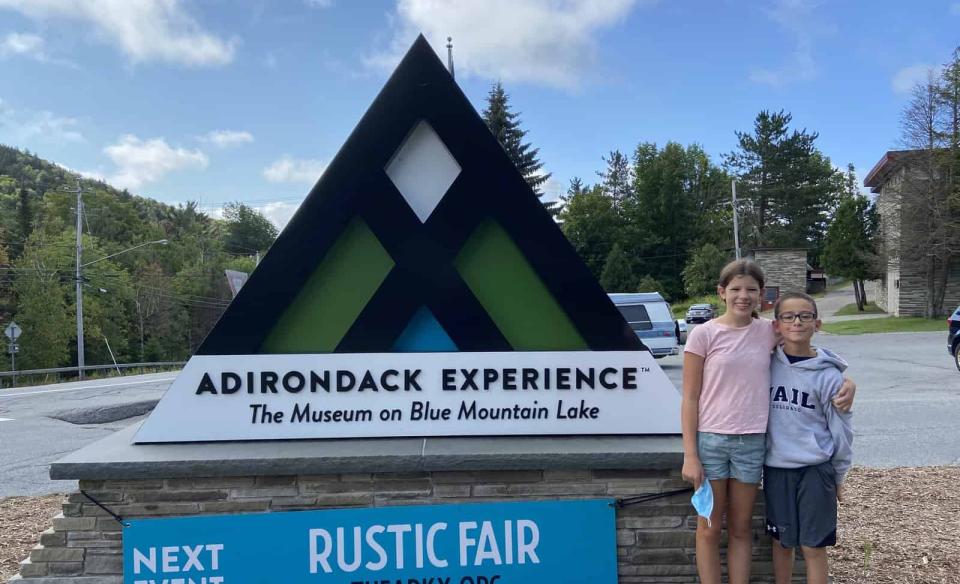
left=697, top=431, right=766, bottom=484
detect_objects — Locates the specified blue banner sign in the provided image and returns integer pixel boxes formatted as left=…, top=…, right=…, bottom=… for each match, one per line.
left=123, top=499, right=617, bottom=584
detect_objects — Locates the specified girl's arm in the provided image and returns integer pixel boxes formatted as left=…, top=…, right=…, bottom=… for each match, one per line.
left=833, top=377, right=856, bottom=412
left=681, top=351, right=706, bottom=488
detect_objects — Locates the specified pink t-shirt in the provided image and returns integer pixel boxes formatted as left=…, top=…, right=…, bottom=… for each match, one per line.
left=684, top=317, right=777, bottom=434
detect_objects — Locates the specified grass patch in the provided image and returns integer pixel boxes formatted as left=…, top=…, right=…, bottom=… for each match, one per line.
left=671, top=294, right=723, bottom=319
left=821, top=317, right=945, bottom=335
left=834, top=301, right=885, bottom=316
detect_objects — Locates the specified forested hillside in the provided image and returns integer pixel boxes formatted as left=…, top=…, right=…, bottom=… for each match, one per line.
left=0, top=145, right=278, bottom=371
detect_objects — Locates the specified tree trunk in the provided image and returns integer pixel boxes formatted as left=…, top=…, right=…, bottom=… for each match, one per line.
left=934, top=255, right=950, bottom=316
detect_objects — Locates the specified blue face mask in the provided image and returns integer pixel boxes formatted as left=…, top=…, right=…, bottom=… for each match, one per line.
left=691, top=480, right=714, bottom=527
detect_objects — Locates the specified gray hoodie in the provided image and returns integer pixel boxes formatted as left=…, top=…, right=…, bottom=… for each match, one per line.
left=766, top=346, right=854, bottom=484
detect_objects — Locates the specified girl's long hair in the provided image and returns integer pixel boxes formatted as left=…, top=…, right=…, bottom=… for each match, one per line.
left=718, top=259, right=765, bottom=289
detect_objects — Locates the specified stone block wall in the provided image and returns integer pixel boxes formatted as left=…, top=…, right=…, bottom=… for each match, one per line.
left=872, top=274, right=889, bottom=313
left=752, top=249, right=808, bottom=296
left=10, top=470, right=801, bottom=584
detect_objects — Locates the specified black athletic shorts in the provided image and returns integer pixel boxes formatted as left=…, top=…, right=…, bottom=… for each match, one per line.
left=763, top=462, right=838, bottom=548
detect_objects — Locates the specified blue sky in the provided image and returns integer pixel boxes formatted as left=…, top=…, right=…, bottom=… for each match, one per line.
left=1, top=0, right=958, bottom=227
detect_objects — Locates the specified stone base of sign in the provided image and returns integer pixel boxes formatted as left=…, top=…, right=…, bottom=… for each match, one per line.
left=11, top=424, right=805, bottom=583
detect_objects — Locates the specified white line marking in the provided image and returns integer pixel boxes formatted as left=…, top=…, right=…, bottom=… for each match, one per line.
left=0, top=377, right=177, bottom=399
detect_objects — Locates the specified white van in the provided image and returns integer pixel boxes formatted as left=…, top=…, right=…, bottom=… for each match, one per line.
left=608, top=292, right=680, bottom=358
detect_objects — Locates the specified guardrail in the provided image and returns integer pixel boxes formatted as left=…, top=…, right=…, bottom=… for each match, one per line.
left=0, top=361, right=185, bottom=389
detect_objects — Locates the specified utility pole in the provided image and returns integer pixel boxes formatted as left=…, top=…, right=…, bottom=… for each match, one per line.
left=446, top=37, right=455, bottom=79
left=61, top=181, right=87, bottom=379
left=731, top=179, right=741, bottom=260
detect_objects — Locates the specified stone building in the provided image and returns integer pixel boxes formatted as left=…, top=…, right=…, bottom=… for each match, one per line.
left=863, top=150, right=960, bottom=316
left=749, top=248, right=808, bottom=310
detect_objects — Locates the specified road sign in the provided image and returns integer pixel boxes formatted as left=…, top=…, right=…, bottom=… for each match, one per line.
left=8, top=343, right=19, bottom=354
left=4, top=321, right=21, bottom=341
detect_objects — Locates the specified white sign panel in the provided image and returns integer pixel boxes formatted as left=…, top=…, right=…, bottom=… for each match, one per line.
left=4, top=321, right=21, bottom=340
left=134, top=351, right=680, bottom=443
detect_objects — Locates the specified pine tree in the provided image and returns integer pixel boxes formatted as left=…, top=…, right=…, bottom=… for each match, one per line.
left=724, top=110, right=839, bottom=260
left=482, top=82, right=554, bottom=213
left=597, top=150, right=632, bottom=208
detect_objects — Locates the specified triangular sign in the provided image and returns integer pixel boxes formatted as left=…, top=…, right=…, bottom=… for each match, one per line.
left=135, top=35, right=679, bottom=443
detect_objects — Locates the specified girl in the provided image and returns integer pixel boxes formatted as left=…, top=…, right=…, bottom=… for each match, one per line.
left=680, top=259, right=854, bottom=584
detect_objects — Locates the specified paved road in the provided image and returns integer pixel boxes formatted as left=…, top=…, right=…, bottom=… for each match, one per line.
left=662, top=329, right=960, bottom=468
left=0, top=372, right=175, bottom=496
left=1, top=330, right=957, bottom=496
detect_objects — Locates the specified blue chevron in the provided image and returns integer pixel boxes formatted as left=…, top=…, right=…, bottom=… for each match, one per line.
left=392, top=306, right=458, bottom=352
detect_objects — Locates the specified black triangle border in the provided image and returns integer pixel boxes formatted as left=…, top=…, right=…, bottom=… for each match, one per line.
left=197, top=35, right=641, bottom=355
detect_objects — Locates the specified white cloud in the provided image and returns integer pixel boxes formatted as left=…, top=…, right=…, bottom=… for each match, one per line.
left=305, top=0, right=333, bottom=7
left=199, top=129, right=254, bottom=148
left=540, top=175, right=564, bottom=202
left=368, top=0, right=639, bottom=89
left=0, top=32, right=44, bottom=58
left=104, top=134, right=208, bottom=190
left=749, top=0, right=832, bottom=87
left=0, top=0, right=237, bottom=66
left=263, top=156, right=327, bottom=183
left=892, top=63, right=943, bottom=94
left=55, top=162, right=107, bottom=183
left=258, top=200, right=302, bottom=229
left=0, top=98, right=84, bottom=144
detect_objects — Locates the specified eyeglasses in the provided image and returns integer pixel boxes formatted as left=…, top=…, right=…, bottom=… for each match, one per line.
left=777, top=312, right=817, bottom=323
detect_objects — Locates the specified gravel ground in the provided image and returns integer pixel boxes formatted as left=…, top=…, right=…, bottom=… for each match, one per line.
left=1, top=466, right=958, bottom=583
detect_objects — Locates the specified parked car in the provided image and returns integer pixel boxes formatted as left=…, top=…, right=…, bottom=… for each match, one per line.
left=948, top=305, right=960, bottom=371
left=609, top=292, right=680, bottom=359
left=685, top=303, right=716, bottom=324
left=676, top=319, right=688, bottom=344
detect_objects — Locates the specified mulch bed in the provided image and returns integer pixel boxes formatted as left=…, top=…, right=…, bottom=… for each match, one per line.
left=1, top=467, right=958, bottom=583
left=0, top=494, right=63, bottom=583
left=831, top=466, right=960, bottom=584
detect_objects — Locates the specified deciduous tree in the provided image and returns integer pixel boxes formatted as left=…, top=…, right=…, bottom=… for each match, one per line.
left=822, top=165, right=878, bottom=311
left=559, top=180, right=620, bottom=280
left=683, top=243, right=730, bottom=297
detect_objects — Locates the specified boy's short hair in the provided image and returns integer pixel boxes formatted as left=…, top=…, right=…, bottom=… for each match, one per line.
left=773, top=292, right=818, bottom=318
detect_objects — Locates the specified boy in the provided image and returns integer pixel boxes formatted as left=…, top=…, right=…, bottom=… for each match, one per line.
left=765, top=292, right=854, bottom=584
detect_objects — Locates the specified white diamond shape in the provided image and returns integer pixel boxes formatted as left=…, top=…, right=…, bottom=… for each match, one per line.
left=385, top=120, right=461, bottom=223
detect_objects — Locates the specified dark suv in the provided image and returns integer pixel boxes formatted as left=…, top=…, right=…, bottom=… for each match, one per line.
left=949, top=306, right=960, bottom=371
